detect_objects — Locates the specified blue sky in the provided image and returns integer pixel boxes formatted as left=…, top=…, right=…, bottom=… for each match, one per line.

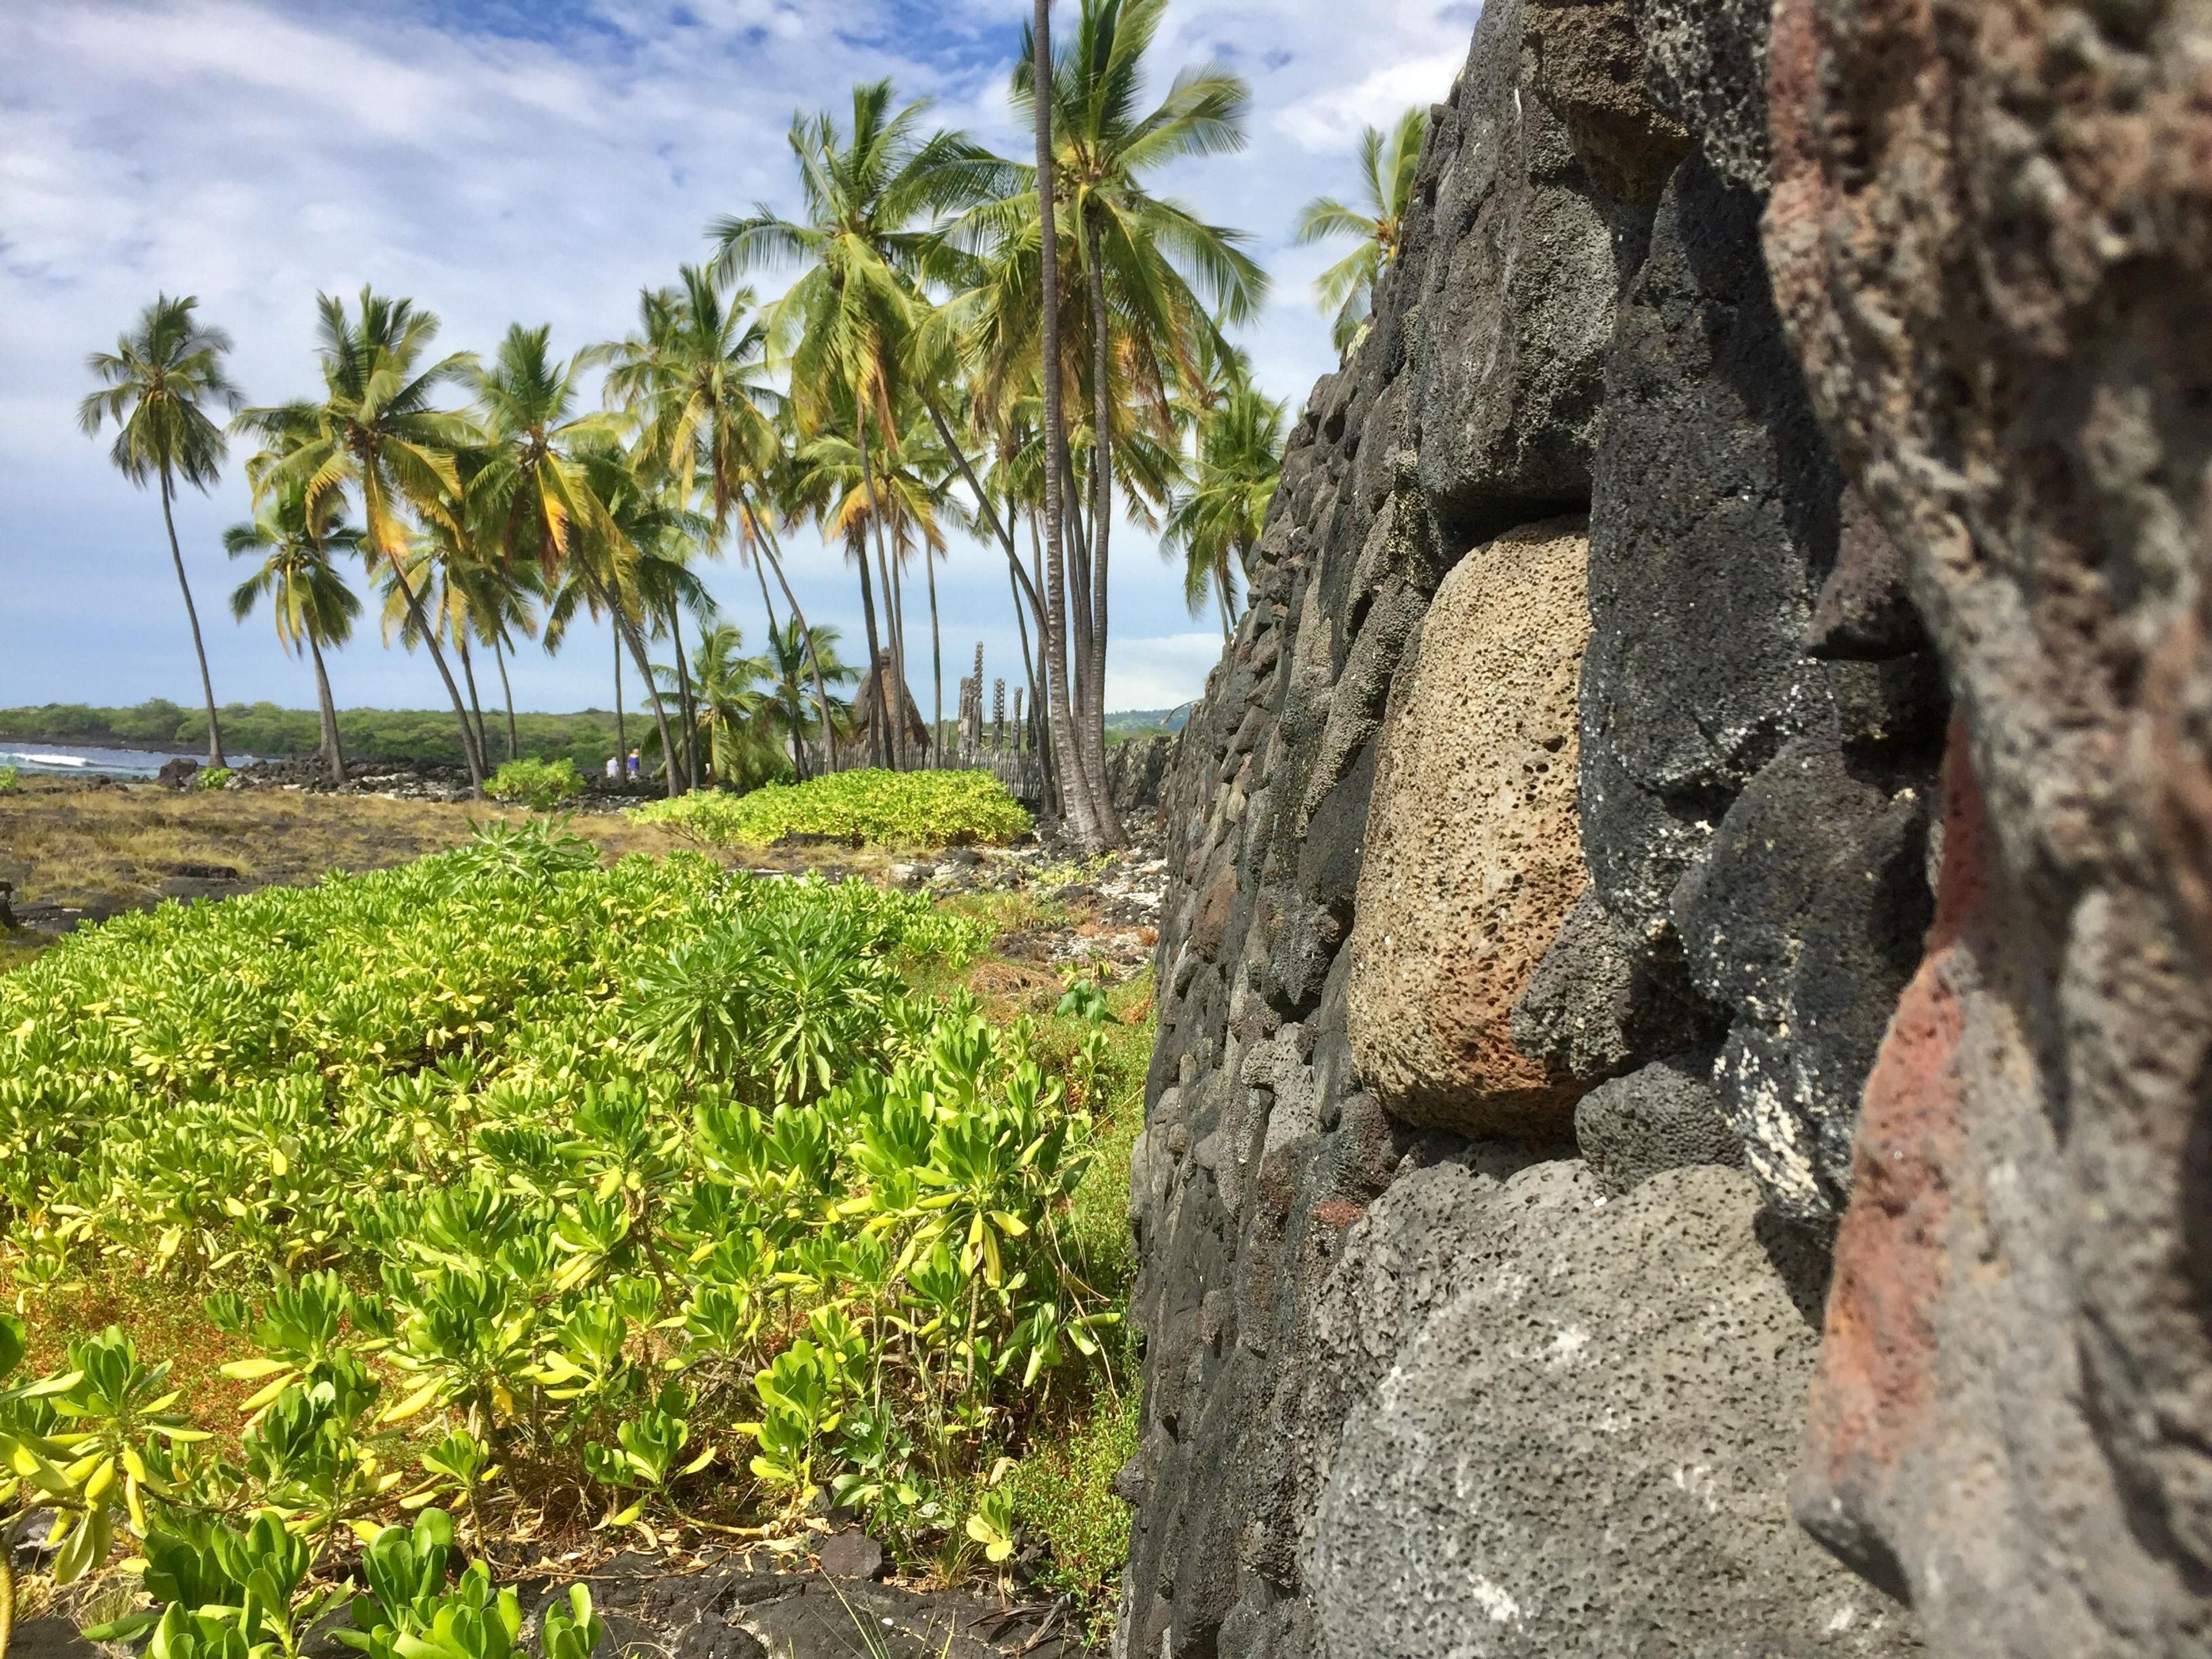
left=0, top=0, right=1472, bottom=718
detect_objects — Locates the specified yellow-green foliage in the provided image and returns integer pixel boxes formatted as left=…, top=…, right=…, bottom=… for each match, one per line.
left=634, top=769, right=1032, bottom=849
left=0, top=821, right=1123, bottom=1563
left=488, top=756, right=584, bottom=812
left=0, top=764, right=19, bottom=793
left=1007, top=1387, right=1141, bottom=1631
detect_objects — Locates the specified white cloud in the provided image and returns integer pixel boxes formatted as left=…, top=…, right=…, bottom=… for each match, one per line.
left=0, top=0, right=1468, bottom=715
left=1106, top=632, right=1232, bottom=711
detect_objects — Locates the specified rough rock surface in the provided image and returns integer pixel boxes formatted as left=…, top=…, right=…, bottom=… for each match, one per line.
left=1410, top=0, right=1632, bottom=548
left=1761, top=0, right=2212, bottom=1650
left=1311, top=1164, right=1916, bottom=1658
left=1104, top=734, right=1174, bottom=813
left=1555, top=143, right=1945, bottom=1226
left=1573, top=1054, right=1738, bottom=1194
left=1525, top=0, right=1689, bottom=207
left=1121, top=0, right=2212, bottom=1652
left=1343, top=517, right=1592, bottom=1137
left=1626, top=0, right=1770, bottom=191
left=1120, top=0, right=1929, bottom=1650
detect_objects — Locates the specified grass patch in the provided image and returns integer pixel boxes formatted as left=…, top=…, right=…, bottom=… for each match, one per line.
left=1007, top=1385, right=1141, bottom=1634
left=633, top=769, right=1031, bottom=850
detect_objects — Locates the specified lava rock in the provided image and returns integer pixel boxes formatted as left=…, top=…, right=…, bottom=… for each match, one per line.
left=1766, top=0, right=2212, bottom=1645
left=1572, top=1052, right=1738, bottom=1194
left=1347, top=518, right=1594, bottom=1138
left=156, top=756, right=200, bottom=789
left=1510, top=887, right=1725, bottom=1084
left=1578, top=149, right=1842, bottom=960
left=1411, top=0, right=1635, bottom=550
left=1310, top=1162, right=1918, bottom=1658
left=1673, top=741, right=1934, bottom=1222
left=815, top=1529, right=885, bottom=1581
left=1525, top=0, right=1690, bottom=207
left=1627, top=0, right=1772, bottom=190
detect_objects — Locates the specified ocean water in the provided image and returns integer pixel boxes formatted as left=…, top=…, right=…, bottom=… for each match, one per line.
left=0, top=743, right=256, bottom=779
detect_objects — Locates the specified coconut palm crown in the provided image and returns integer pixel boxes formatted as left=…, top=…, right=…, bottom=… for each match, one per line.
left=1294, top=104, right=1426, bottom=354
left=79, top=293, right=244, bottom=766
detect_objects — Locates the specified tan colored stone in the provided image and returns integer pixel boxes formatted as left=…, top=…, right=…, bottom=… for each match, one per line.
left=1346, top=517, right=1592, bottom=1138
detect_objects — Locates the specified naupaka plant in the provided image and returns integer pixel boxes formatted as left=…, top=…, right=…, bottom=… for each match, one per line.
left=0, top=823, right=1118, bottom=1566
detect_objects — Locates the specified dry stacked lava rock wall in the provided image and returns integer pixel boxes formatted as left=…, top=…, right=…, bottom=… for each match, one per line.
left=1120, top=0, right=2212, bottom=1654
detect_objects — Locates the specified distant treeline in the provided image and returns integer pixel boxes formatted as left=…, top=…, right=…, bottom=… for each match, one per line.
left=0, top=700, right=627, bottom=770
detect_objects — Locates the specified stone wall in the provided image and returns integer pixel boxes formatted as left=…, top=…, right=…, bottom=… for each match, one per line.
left=1119, top=1, right=2212, bottom=1655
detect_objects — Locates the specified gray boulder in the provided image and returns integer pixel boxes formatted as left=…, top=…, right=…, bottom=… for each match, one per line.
left=1310, top=1163, right=1918, bottom=1658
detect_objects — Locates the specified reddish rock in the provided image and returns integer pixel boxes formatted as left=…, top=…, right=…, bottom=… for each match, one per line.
left=1767, top=2, right=2212, bottom=1647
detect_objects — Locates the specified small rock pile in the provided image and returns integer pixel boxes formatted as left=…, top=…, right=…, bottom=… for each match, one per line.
left=886, top=810, right=1169, bottom=979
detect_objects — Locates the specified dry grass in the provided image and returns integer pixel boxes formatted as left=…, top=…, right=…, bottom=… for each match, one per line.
left=0, top=777, right=680, bottom=906
left=0, top=779, right=914, bottom=975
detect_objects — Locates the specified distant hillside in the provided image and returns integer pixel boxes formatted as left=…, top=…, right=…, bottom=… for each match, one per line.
left=1104, top=705, right=1193, bottom=739
left=0, top=698, right=1191, bottom=767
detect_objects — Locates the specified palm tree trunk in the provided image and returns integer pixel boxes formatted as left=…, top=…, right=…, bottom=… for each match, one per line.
left=741, top=494, right=834, bottom=780
left=850, top=528, right=889, bottom=771
left=598, top=578, right=679, bottom=800
left=459, top=631, right=491, bottom=775
left=747, top=550, right=801, bottom=780
left=613, top=625, right=628, bottom=779
left=1029, top=504, right=1063, bottom=820
left=854, top=412, right=907, bottom=771
left=493, top=635, right=518, bottom=762
left=1082, top=207, right=1127, bottom=846
left=1032, top=0, right=1104, bottom=847
left=1217, top=561, right=1234, bottom=645
left=306, top=630, right=347, bottom=787
left=668, top=600, right=698, bottom=791
left=888, top=541, right=914, bottom=768
left=1006, top=510, right=1051, bottom=809
left=160, top=469, right=226, bottom=768
left=922, top=396, right=1048, bottom=627
left=925, top=549, right=944, bottom=770
left=381, top=550, right=484, bottom=796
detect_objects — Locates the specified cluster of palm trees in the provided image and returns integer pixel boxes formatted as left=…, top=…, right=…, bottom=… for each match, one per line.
left=77, top=0, right=1426, bottom=851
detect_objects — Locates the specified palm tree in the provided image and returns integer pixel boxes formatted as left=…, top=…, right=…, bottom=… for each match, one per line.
left=465, top=324, right=688, bottom=797
left=761, top=615, right=854, bottom=774
left=787, top=406, right=955, bottom=764
left=593, top=272, right=833, bottom=781
left=374, top=539, right=499, bottom=767
left=1163, top=385, right=1285, bottom=641
left=224, top=481, right=363, bottom=785
left=1294, top=106, right=1426, bottom=355
left=234, top=289, right=487, bottom=793
left=1023, top=0, right=1097, bottom=843
left=79, top=294, right=243, bottom=767
left=709, top=79, right=1000, bottom=770
left=1005, top=0, right=1267, bottom=844
left=665, top=621, right=779, bottom=788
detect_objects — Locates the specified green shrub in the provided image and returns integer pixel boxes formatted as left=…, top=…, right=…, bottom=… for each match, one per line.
left=0, top=827, right=1114, bottom=1570
left=634, top=768, right=1031, bottom=849
left=1005, top=1387, right=1141, bottom=1632
left=195, top=766, right=233, bottom=791
left=488, top=756, right=584, bottom=812
left=0, top=765, right=18, bottom=794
